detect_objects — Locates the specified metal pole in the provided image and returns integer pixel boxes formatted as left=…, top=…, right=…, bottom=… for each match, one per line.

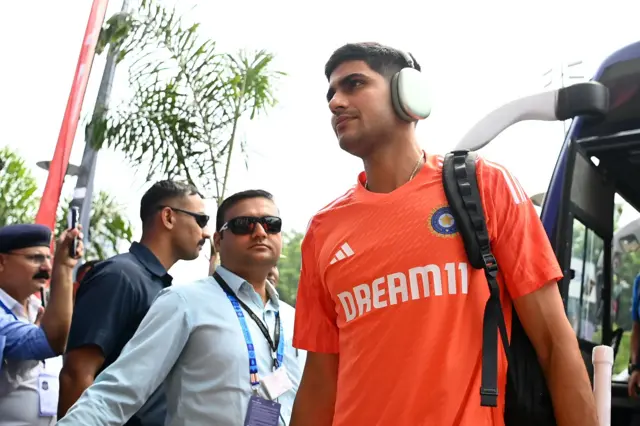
left=71, top=0, right=130, bottom=273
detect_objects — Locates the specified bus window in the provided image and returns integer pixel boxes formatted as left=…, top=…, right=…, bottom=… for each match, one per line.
left=568, top=218, right=604, bottom=342
left=611, top=196, right=640, bottom=379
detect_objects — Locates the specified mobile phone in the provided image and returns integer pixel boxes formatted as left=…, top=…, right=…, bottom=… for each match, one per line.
left=68, top=206, right=80, bottom=258
left=39, top=288, right=46, bottom=308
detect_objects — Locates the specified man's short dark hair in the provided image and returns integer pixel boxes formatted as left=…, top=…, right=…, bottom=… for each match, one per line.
left=216, top=189, right=274, bottom=232
left=324, top=42, right=421, bottom=81
left=139, top=180, right=202, bottom=225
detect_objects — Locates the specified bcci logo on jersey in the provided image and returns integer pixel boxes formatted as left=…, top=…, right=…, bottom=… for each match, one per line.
left=429, top=206, right=457, bottom=237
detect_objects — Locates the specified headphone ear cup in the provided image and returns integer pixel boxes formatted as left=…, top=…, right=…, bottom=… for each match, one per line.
left=391, top=71, right=414, bottom=122
left=391, top=68, right=432, bottom=122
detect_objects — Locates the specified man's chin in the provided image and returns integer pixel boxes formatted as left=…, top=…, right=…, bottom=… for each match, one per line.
left=338, top=134, right=368, bottom=158
left=248, top=253, right=277, bottom=266
left=28, top=282, right=45, bottom=295
left=185, top=252, right=200, bottom=261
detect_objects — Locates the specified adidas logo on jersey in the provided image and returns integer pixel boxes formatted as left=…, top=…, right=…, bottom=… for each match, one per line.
left=330, top=242, right=355, bottom=264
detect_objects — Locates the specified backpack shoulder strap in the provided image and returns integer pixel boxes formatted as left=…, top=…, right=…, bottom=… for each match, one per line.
left=442, top=151, right=486, bottom=269
left=442, top=150, right=514, bottom=407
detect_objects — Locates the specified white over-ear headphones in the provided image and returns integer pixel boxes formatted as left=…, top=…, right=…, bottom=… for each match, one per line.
left=390, top=51, right=432, bottom=122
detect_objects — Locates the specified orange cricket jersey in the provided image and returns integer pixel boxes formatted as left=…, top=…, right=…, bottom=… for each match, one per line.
left=293, top=153, right=563, bottom=426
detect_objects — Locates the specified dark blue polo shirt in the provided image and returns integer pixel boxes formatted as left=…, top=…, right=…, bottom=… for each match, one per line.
left=67, top=242, right=172, bottom=426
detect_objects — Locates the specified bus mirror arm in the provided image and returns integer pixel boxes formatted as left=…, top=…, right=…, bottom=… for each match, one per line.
left=455, top=81, right=610, bottom=152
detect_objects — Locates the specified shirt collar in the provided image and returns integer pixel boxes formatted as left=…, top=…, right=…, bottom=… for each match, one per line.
left=129, top=242, right=172, bottom=285
left=215, top=266, right=280, bottom=309
left=0, top=288, right=19, bottom=314
left=0, top=288, right=41, bottom=322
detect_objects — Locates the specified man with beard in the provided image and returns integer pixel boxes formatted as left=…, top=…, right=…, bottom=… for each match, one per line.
left=0, top=223, right=84, bottom=425
left=58, top=180, right=211, bottom=425
left=57, top=190, right=303, bottom=426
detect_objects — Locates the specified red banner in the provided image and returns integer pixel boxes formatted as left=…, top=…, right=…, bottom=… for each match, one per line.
left=35, top=0, right=110, bottom=231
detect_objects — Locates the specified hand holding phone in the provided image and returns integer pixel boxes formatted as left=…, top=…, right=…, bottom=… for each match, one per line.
left=68, top=207, right=80, bottom=258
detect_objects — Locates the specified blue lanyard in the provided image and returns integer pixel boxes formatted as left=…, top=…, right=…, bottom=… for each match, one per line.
left=0, top=299, right=18, bottom=321
left=214, top=272, right=284, bottom=388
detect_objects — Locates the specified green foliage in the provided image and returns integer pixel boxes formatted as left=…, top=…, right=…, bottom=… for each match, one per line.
left=0, top=146, right=132, bottom=261
left=592, top=327, right=631, bottom=374
left=56, top=191, right=133, bottom=261
left=277, top=231, right=304, bottom=306
left=571, top=202, right=640, bottom=373
left=0, top=147, right=39, bottom=226
left=91, top=0, right=285, bottom=203
left=616, top=331, right=631, bottom=374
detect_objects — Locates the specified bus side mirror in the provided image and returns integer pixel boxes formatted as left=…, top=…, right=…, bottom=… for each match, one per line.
left=556, top=82, right=610, bottom=121
left=455, top=81, right=610, bottom=152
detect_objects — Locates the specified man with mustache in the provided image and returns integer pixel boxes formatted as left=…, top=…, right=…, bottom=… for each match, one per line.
left=57, top=190, right=304, bottom=426
left=0, top=223, right=84, bottom=426
left=58, top=180, right=211, bottom=426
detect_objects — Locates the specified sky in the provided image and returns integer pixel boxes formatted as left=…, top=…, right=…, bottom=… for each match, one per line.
left=1, top=0, right=640, bottom=283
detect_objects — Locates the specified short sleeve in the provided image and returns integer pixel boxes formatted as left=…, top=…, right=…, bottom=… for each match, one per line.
left=0, top=314, right=56, bottom=361
left=66, top=265, right=139, bottom=357
left=292, top=225, right=339, bottom=353
left=479, top=159, right=563, bottom=299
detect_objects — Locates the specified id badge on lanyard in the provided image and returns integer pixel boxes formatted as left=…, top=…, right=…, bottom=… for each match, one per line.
left=1, top=299, right=56, bottom=417
left=37, top=373, right=58, bottom=417
left=214, top=273, right=290, bottom=426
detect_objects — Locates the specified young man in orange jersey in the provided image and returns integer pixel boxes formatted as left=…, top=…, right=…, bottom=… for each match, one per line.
left=290, top=43, right=598, bottom=426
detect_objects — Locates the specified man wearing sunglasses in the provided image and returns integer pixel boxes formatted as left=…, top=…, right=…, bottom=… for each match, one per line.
left=58, top=180, right=211, bottom=426
left=57, top=189, right=304, bottom=426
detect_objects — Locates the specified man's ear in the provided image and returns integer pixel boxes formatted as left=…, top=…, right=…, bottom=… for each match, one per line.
left=160, top=207, right=175, bottom=230
left=208, top=241, right=219, bottom=276
left=213, top=232, right=222, bottom=252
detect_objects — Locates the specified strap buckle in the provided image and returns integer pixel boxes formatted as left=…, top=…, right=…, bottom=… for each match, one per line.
left=479, top=387, right=499, bottom=407
left=482, top=253, right=498, bottom=275
left=482, top=253, right=500, bottom=298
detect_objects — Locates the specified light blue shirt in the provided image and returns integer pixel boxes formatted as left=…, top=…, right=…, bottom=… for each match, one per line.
left=58, top=266, right=305, bottom=426
left=0, top=313, right=55, bottom=368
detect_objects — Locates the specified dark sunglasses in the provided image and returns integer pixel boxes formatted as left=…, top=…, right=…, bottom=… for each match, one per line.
left=220, top=216, right=282, bottom=235
left=158, top=206, right=210, bottom=228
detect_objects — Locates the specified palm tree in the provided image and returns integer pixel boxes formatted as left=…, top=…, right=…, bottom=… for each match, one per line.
left=56, top=191, right=133, bottom=260
left=0, top=146, right=132, bottom=260
left=90, top=0, right=285, bottom=204
left=0, top=147, right=39, bottom=227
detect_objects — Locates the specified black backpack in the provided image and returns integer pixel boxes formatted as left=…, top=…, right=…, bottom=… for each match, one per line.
left=442, top=150, right=557, bottom=426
